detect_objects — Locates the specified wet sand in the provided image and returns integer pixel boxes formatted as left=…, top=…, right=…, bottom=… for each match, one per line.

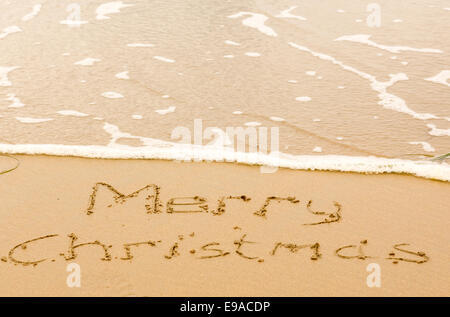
left=0, top=155, right=448, bottom=296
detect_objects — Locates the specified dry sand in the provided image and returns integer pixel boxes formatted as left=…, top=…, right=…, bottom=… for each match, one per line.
left=0, top=154, right=448, bottom=296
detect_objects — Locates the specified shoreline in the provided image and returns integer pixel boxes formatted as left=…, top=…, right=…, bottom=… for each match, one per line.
left=1, top=145, right=449, bottom=182
left=0, top=154, right=448, bottom=296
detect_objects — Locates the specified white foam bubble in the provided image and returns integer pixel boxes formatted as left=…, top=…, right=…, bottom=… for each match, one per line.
left=289, top=42, right=440, bottom=121
left=337, top=9, right=345, bottom=13
left=275, top=6, right=306, bottom=21
left=96, top=1, right=134, bottom=20
left=427, top=124, right=450, bottom=136
left=0, top=66, right=19, bottom=87
left=228, top=12, right=277, bottom=37
left=102, top=91, right=124, bottom=99
left=232, top=111, right=243, bottom=115
left=74, top=58, right=101, bottom=66
left=127, top=43, right=154, bottom=47
left=334, top=34, right=443, bottom=53
left=306, top=71, right=316, bottom=76
left=1, top=136, right=449, bottom=181
left=270, top=116, right=285, bottom=122
left=409, top=141, right=435, bottom=152
left=425, top=70, right=450, bottom=87
left=244, top=122, right=261, bottom=127
left=6, top=94, right=25, bottom=108
left=225, top=40, right=240, bottom=46
left=0, top=26, right=21, bottom=39
left=60, top=20, right=88, bottom=26
left=132, top=114, right=143, bottom=120
left=155, top=106, right=176, bottom=115
left=296, top=96, right=311, bottom=102
left=313, top=146, right=323, bottom=152
left=15, top=117, right=53, bottom=123
left=153, top=56, right=175, bottom=63
left=57, top=110, right=89, bottom=117
left=115, top=71, right=129, bottom=79
left=245, top=52, right=261, bottom=57
left=22, top=4, right=42, bottom=21
left=224, top=55, right=234, bottom=58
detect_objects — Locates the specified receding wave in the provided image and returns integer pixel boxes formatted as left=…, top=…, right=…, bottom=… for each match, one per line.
left=0, top=143, right=448, bottom=182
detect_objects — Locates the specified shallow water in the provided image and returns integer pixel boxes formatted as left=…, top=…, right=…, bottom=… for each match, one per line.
left=0, top=0, right=449, bottom=178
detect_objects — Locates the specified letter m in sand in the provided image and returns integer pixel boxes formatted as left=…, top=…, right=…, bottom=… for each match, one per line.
left=85, top=182, right=162, bottom=215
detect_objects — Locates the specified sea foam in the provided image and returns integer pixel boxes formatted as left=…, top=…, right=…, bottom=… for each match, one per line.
left=0, top=26, right=21, bottom=39
left=0, top=122, right=447, bottom=181
left=15, top=117, right=53, bottom=123
left=425, top=70, right=450, bottom=87
left=288, top=42, right=444, bottom=122
left=96, top=1, right=134, bottom=20
left=22, top=4, right=42, bottom=21
left=228, top=12, right=277, bottom=37
left=74, top=58, right=101, bottom=66
left=275, top=6, right=306, bottom=21
left=0, top=142, right=448, bottom=181
left=57, top=110, right=89, bottom=117
left=334, top=34, right=443, bottom=54
left=0, top=66, right=19, bottom=87
left=6, top=94, right=25, bottom=108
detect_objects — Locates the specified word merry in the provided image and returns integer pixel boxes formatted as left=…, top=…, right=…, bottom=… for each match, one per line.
left=86, top=182, right=342, bottom=225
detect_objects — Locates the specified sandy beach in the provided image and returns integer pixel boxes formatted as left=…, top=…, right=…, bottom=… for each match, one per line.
left=0, top=154, right=448, bottom=296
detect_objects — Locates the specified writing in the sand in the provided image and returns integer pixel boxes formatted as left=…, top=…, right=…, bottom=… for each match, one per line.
left=3, top=231, right=429, bottom=267
left=1, top=182, right=429, bottom=267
